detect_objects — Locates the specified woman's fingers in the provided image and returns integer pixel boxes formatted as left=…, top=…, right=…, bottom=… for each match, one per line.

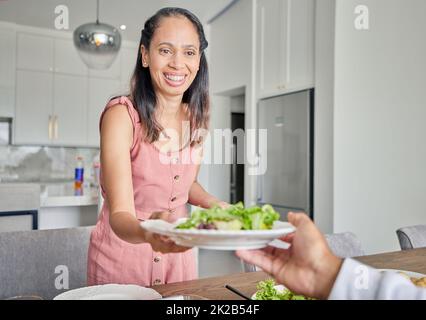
left=279, top=233, right=295, bottom=244
left=150, top=211, right=170, bottom=220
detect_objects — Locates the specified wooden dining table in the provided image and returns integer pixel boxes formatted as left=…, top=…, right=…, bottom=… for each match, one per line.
left=152, top=248, right=426, bottom=300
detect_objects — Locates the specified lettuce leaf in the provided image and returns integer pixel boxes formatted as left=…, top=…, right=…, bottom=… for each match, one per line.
left=176, top=202, right=280, bottom=230
left=255, top=279, right=314, bottom=300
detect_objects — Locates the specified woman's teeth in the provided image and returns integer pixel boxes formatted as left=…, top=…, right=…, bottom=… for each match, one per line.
left=164, top=74, right=185, bottom=82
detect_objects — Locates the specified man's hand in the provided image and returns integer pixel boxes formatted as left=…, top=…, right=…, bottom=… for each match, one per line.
left=236, top=212, right=343, bottom=299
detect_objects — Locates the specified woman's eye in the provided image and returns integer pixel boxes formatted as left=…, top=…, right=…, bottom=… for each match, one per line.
left=186, top=51, right=196, bottom=56
left=160, top=48, right=171, bottom=54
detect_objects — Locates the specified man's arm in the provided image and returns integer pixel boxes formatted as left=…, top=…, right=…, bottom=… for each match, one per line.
left=328, top=259, right=426, bottom=300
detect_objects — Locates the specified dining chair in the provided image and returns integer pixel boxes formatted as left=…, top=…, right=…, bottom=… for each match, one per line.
left=0, top=226, right=93, bottom=300
left=324, top=232, right=365, bottom=258
left=396, top=225, right=426, bottom=250
left=241, top=231, right=365, bottom=272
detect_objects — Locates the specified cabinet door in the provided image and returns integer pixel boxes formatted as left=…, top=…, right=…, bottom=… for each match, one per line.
left=0, top=26, right=16, bottom=117
left=87, top=77, right=121, bottom=146
left=288, top=0, right=315, bottom=88
left=120, top=46, right=137, bottom=94
left=17, top=33, right=54, bottom=72
left=14, top=70, right=53, bottom=145
left=257, top=0, right=288, bottom=95
left=53, top=74, right=88, bottom=146
left=54, top=38, right=88, bottom=76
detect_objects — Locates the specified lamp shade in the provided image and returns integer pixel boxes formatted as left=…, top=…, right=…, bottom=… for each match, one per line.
left=73, top=22, right=121, bottom=70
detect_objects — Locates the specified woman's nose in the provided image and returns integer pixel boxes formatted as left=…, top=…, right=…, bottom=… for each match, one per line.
left=169, top=52, right=185, bottom=69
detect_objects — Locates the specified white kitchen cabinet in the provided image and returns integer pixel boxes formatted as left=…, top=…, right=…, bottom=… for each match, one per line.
left=256, top=0, right=315, bottom=97
left=17, top=33, right=54, bottom=72
left=257, top=0, right=286, bottom=95
left=52, top=74, right=88, bottom=146
left=120, top=46, right=137, bottom=93
left=87, top=77, right=121, bottom=146
left=15, top=72, right=89, bottom=147
left=0, top=26, right=16, bottom=118
left=12, top=26, right=138, bottom=147
left=288, top=0, right=315, bottom=88
left=54, top=38, right=88, bottom=76
left=14, top=70, right=53, bottom=145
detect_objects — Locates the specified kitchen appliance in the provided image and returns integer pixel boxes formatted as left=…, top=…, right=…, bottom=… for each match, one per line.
left=257, top=89, right=314, bottom=220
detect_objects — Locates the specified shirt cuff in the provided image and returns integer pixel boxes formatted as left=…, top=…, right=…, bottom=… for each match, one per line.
left=328, top=258, right=382, bottom=300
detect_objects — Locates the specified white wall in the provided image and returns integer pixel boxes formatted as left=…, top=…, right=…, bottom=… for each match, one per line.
left=207, top=95, right=231, bottom=203
left=207, top=0, right=256, bottom=206
left=314, top=0, right=335, bottom=234
left=333, top=0, right=426, bottom=254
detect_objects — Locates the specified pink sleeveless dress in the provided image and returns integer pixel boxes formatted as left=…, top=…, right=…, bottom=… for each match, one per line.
left=87, top=96, right=198, bottom=287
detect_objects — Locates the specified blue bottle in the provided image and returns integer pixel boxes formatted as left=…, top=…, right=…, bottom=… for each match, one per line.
left=74, top=156, right=84, bottom=189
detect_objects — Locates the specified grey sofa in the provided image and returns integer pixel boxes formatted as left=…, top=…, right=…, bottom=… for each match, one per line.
left=0, top=226, right=93, bottom=300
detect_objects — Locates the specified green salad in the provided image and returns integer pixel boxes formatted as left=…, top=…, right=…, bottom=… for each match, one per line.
left=254, top=279, right=314, bottom=300
left=175, top=202, right=280, bottom=231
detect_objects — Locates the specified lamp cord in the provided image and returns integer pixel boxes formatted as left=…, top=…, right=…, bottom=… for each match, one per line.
left=96, top=0, right=100, bottom=24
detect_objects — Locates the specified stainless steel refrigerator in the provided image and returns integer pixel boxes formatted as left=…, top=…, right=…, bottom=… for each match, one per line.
left=257, top=89, right=314, bottom=220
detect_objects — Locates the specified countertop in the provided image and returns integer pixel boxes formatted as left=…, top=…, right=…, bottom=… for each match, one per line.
left=151, top=248, right=426, bottom=300
left=40, top=182, right=99, bottom=208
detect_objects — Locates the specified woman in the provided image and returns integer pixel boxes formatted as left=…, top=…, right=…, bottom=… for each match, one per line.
left=87, top=7, right=228, bottom=287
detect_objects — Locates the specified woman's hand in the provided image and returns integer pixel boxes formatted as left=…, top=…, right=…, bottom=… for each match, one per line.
left=143, top=211, right=192, bottom=254
left=236, top=212, right=343, bottom=300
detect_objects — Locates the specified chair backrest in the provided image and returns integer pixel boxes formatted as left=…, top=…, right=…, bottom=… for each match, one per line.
left=0, top=226, right=93, bottom=300
left=325, top=232, right=365, bottom=258
left=396, top=225, right=426, bottom=250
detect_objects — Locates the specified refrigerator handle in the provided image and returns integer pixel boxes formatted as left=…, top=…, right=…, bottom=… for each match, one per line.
left=256, top=155, right=264, bottom=202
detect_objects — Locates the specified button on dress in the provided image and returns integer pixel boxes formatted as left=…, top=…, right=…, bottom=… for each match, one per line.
left=87, top=96, right=199, bottom=286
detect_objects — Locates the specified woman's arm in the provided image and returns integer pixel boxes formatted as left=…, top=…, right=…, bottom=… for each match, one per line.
left=188, top=164, right=229, bottom=209
left=100, top=104, right=144, bottom=244
left=100, top=105, right=189, bottom=253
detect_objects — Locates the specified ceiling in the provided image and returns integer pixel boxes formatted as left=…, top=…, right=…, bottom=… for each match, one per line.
left=0, top=0, right=233, bottom=41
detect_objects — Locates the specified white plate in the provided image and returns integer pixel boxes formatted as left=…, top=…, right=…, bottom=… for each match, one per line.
left=141, top=218, right=295, bottom=250
left=53, top=284, right=162, bottom=300
left=378, top=269, right=426, bottom=279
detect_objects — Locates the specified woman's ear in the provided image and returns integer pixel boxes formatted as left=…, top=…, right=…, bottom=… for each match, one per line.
left=141, top=45, right=149, bottom=67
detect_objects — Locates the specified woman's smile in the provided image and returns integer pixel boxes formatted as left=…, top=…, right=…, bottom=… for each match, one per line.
left=163, top=72, right=188, bottom=87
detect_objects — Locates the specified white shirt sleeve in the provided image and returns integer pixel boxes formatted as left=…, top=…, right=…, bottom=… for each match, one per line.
left=328, top=258, right=426, bottom=300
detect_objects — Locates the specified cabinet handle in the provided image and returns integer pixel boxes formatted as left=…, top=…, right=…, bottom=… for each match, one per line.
left=53, top=115, right=59, bottom=140
left=48, top=115, right=53, bottom=140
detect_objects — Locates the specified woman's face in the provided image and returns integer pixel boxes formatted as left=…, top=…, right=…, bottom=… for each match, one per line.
left=141, top=16, right=201, bottom=99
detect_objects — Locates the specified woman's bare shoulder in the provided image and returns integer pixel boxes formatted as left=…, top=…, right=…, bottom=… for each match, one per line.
left=102, top=104, right=133, bottom=127
left=101, top=104, right=133, bottom=148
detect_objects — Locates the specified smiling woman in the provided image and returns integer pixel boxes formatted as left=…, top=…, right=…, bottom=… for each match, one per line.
left=133, top=7, right=210, bottom=144
left=87, top=7, right=228, bottom=288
